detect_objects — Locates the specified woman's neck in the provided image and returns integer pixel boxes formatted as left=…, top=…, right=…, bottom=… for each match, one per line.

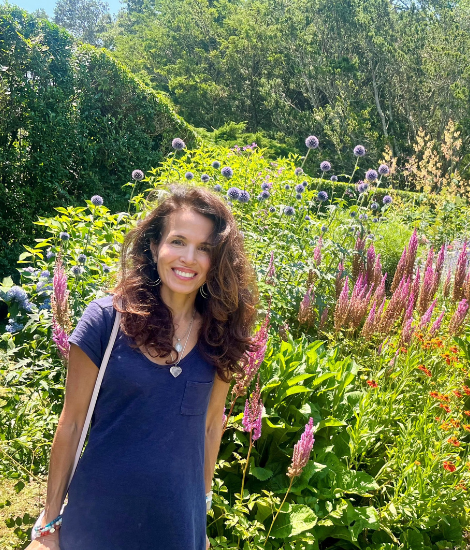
left=159, top=286, right=197, bottom=323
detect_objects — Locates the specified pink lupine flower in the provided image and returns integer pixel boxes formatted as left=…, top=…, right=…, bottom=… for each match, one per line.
left=424, top=247, right=434, bottom=274
left=298, top=286, right=316, bottom=326
left=348, top=275, right=373, bottom=329
left=391, top=247, right=407, bottom=293
left=352, top=237, right=366, bottom=281
left=335, top=262, right=345, bottom=299
left=401, top=318, right=415, bottom=345
left=418, top=266, right=435, bottom=315
left=51, top=254, right=71, bottom=333
left=361, top=301, right=377, bottom=340
left=52, top=322, right=70, bottom=360
left=266, top=251, right=276, bottom=285
left=428, top=310, right=445, bottom=337
left=287, top=418, right=315, bottom=478
left=411, top=267, right=420, bottom=309
left=366, top=245, right=376, bottom=285
left=403, top=292, right=415, bottom=324
left=443, top=269, right=452, bottom=298
left=453, top=242, right=468, bottom=302
left=373, top=254, right=383, bottom=288
left=404, top=229, right=419, bottom=278
left=313, top=237, right=322, bottom=266
left=449, top=299, right=470, bottom=336
left=242, top=378, right=263, bottom=441
left=373, top=274, right=387, bottom=307
left=419, top=299, right=437, bottom=330
left=319, top=307, right=329, bottom=331
left=334, top=277, right=349, bottom=331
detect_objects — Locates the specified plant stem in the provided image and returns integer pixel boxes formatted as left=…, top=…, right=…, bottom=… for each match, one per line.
left=239, top=430, right=253, bottom=504
left=222, top=395, right=238, bottom=435
left=264, top=477, right=294, bottom=545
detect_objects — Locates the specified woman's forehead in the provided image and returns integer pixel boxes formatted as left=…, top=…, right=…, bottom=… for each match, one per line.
left=165, top=209, right=214, bottom=239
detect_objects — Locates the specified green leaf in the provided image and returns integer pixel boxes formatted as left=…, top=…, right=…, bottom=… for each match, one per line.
left=316, top=417, right=347, bottom=431
left=14, top=481, right=25, bottom=494
left=270, top=504, right=317, bottom=539
left=250, top=465, right=274, bottom=481
left=278, top=386, right=312, bottom=401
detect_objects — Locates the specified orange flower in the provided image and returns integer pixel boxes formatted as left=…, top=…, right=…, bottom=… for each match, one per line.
left=449, top=346, right=459, bottom=354
left=463, top=385, right=470, bottom=395
left=453, top=390, right=463, bottom=398
left=443, top=461, right=456, bottom=472
left=442, top=395, right=450, bottom=402
left=366, top=380, right=378, bottom=388
left=417, top=365, right=432, bottom=377
left=450, top=419, right=460, bottom=428
left=430, top=391, right=440, bottom=399
left=463, top=425, right=470, bottom=432
left=457, top=483, right=467, bottom=491
left=400, top=347, right=407, bottom=353
left=448, top=436, right=460, bottom=446
left=439, top=404, right=452, bottom=413
left=440, top=422, right=451, bottom=431
left=464, top=411, right=470, bottom=416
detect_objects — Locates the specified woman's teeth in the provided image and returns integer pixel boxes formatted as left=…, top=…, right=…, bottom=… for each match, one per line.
left=174, top=269, right=196, bottom=279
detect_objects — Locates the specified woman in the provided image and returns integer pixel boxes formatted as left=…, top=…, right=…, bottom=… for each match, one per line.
left=27, top=185, right=258, bottom=550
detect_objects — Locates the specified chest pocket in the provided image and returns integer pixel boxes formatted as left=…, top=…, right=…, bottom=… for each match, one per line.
left=181, top=380, right=214, bottom=415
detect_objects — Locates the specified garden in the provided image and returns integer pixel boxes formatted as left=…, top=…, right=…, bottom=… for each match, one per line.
left=1, top=133, right=470, bottom=549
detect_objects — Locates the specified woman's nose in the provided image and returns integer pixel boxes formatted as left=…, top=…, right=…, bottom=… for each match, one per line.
left=181, top=246, right=196, bottom=264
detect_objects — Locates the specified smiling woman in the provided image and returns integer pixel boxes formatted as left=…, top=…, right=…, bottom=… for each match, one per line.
left=25, top=184, right=259, bottom=550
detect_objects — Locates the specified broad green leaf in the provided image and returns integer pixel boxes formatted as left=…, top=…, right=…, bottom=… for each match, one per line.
left=269, top=504, right=317, bottom=539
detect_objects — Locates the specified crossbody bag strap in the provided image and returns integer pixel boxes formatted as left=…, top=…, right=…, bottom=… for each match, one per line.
left=66, top=298, right=122, bottom=491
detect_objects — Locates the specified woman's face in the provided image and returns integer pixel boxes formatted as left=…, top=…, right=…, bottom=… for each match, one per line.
left=150, top=208, right=214, bottom=296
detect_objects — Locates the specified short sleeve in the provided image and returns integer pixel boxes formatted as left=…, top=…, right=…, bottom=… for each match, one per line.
left=68, top=298, right=115, bottom=368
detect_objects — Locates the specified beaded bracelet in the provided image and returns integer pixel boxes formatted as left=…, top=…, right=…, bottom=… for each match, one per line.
left=34, top=514, right=63, bottom=537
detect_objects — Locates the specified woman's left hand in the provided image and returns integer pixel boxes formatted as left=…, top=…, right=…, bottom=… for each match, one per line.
left=206, top=534, right=210, bottom=549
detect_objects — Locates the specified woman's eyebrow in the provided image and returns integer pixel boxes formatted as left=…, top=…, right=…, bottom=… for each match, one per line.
left=172, top=234, right=213, bottom=246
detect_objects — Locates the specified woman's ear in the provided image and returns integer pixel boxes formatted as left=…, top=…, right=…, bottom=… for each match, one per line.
left=149, top=241, right=159, bottom=263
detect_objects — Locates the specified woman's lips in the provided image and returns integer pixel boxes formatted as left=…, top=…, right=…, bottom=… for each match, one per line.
left=172, top=268, right=197, bottom=280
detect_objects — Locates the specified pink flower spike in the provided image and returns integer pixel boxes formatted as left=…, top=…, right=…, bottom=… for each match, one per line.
left=287, top=418, right=315, bottom=478
left=313, top=237, right=322, bottom=265
left=428, top=310, right=445, bottom=337
left=266, top=251, right=276, bottom=285
left=449, top=299, right=469, bottom=336
left=419, top=299, right=437, bottom=330
left=52, top=321, right=70, bottom=359
left=242, top=378, right=263, bottom=441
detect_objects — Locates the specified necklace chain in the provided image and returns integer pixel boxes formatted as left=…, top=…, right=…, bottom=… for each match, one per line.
left=172, top=309, right=196, bottom=367
left=174, top=309, right=196, bottom=344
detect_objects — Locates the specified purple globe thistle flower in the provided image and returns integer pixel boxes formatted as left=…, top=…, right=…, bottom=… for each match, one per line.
left=59, top=232, right=70, bottom=241
left=320, top=161, right=331, bottom=172
left=383, top=195, right=393, bottom=205
left=354, top=145, right=366, bottom=157
left=185, top=171, right=194, bottom=180
left=40, top=270, right=50, bottom=278
left=296, top=193, right=302, bottom=200
left=91, top=195, right=103, bottom=206
left=103, top=265, right=111, bottom=273
left=321, top=225, right=328, bottom=232
left=359, top=214, right=368, bottom=221
left=71, top=265, right=82, bottom=276
left=171, top=138, right=186, bottom=150
left=269, top=206, right=276, bottom=213
left=373, top=218, right=379, bottom=223
left=317, top=190, right=328, bottom=202
left=221, top=166, right=234, bottom=178
left=295, top=184, right=305, bottom=194
left=260, top=190, right=270, bottom=200
left=132, top=169, right=144, bottom=181
left=227, top=187, right=241, bottom=200
left=78, top=254, right=87, bottom=264
left=357, top=182, right=369, bottom=194
left=294, top=167, right=303, bottom=176
left=350, top=211, right=357, bottom=217
left=7, top=286, right=28, bottom=303
left=46, top=250, right=55, bottom=260
left=366, top=169, right=378, bottom=182
left=201, top=174, right=210, bottom=183
left=305, top=135, right=319, bottom=149
left=370, top=201, right=379, bottom=210
left=261, top=182, right=270, bottom=191
left=378, top=164, right=390, bottom=176
left=211, top=160, right=221, bottom=169
left=238, top=190, right=251, bottom=203
left=213, top=184, right=222, bottom=192
left=284, top=184, right=291, bottom=190
left=330, top=175, right=338, bottom=182
left=284, top=206, right=295, bottom=216
left=302, top=180, right=308, bottom=187
left=305, top=215, right=311, bottom=221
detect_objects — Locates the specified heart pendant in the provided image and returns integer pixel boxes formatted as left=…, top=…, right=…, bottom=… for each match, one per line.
left=170, top=366, right=182, bottom=378
left=175, top=342, right=183, bottom=352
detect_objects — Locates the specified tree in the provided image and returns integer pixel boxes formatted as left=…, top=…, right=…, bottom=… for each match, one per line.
left=54, top=0, right=112, bottom=46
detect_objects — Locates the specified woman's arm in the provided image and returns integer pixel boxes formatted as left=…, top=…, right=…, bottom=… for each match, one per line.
left=204, top=376, right=231, bottom=493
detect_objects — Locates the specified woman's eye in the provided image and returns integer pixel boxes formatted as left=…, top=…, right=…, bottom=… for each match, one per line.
left=198, top=246, right=210, bottom=253
left=171, top=239, right=184, bottom=245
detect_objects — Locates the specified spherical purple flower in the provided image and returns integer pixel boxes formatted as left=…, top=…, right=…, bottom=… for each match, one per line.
left=295, top=183, right=305, bottom=194
left=294, top=167, right=303, bottom=177
left=91, top=195, right=103, bottom=206
left=354, top=145, right=366, bottom=157
left=378, top=164, right=390, bottom=176
left=227, top=187, right=241, bottom=200
left=305, top=215, right=311, bottom=221
left=320, top=161, right=331, bottom=172
left=296, top=193, right=302, bottom=200
left=71, top=265, right=82, bottom=276
left=103, top=265, right=111, bottom=273
left=132, top=169, right=144, bottom=181
left=373, top=218, right=379, bottom=223
left=238, top=190, right=251, bottom=203
left=59, top=232, right=70, bottom=241
left=302, top=180, right=308, bottom=187
left=261, top=182, right=270, bottom=191
left=260, top=190, right=270, bottom=200
left=213, top=184, right=222, bottom=192
left=46, top=250, right=55, bottom=260
left=269, top=206, right=276, bottom=213
left=201, top=174, right=210, bottom=183
left=370, top=201, right=379, bottom=211
left=359, top=214, right=368, bottom=221
left=221, top=166, right=234, bottom=179
left=330, top=175, right=338, bottom=182
left=40, top=270, right=50, bottom=278
left=284, top=184, right=291, bottom=190
left=350, top=211, right=357, bottom=218
left=284, top=206, right=295, bottom=216
left=78, top=254, right=87, bottom=264
left=366, top=169, right=378, bottom=182
left=185, top=171, right=194, bottom=180
left=383, top=195, right=393, bottom=205
left=321, top=225, right=328, bottom=232
left=211, top=161, right=221, bottom=169
left=171, top=138, right=186, bottom=151
left=317, top=191, right=328, bottom=202
left=7, top=286, right=28, bottom=303
left=305, top=135, right=319, bottom=149
left=357, top=182, right=369, bottom=194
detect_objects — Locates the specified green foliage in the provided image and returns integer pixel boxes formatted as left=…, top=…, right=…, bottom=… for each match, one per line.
left=0, top=5, right=197, bottom=279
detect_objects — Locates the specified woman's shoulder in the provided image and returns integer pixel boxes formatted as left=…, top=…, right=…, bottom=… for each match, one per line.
left=92, top=294, right=115, bottom=312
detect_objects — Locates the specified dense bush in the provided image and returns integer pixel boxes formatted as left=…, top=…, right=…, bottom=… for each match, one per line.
left=0, top=6, right=197, bottom=280
left=1, top=142, right=470, bottom=548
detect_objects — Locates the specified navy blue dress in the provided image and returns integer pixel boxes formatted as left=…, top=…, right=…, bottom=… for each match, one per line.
left=60, top=295, right=216, bottom=550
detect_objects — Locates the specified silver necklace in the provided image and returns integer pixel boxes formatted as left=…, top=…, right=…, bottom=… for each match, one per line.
left=170, top=310, right=196, bottom=378
left=174, top=309, right=196, bottom=352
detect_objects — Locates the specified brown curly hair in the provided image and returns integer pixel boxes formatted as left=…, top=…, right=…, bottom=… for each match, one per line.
left=111, top=184, right=259, bottom=381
